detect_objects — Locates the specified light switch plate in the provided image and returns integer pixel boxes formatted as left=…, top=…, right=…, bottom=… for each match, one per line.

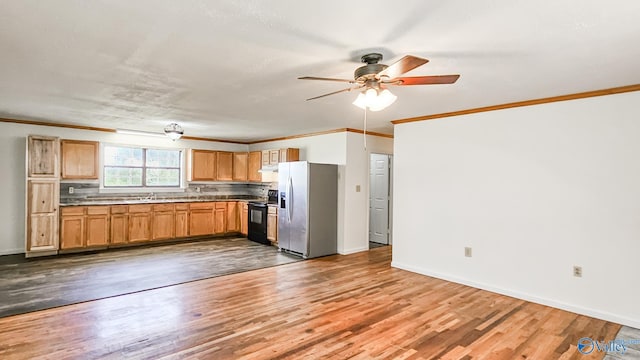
left=356, top=185, right=361, bottom=192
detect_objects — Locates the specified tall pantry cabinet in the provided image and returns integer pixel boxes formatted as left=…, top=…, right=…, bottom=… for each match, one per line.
left=26, top=135, right=60, bottom=257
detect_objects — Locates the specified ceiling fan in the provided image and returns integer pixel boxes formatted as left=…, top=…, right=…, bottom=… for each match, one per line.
left=299, top=53, right=460, bottom=111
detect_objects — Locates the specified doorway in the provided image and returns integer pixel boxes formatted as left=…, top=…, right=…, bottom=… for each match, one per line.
left=369, top=153, right=392, bottom=248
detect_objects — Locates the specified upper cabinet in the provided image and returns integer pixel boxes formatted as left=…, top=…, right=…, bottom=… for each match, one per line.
left=279, top=148, right=300, bottom=163
left=28, top=135, right=59, bottom=177
left=191, top=149, right=217, bottom=181
left=61, top=140, right=99, bottom=179
left=216, top=151, right=233, bottom=181
left=248, top=151, right=262, bottom=182
left=233, top=152, right=248, bottom=181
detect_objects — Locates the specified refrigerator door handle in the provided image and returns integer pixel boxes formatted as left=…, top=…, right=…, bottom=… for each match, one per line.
left=287, top=176, right=293, bottom=223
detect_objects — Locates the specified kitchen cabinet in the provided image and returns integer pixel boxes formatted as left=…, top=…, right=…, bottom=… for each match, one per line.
left=60, top=206, right=109, bottom=249
left=61, top=140, right=99, bottom=179
left=227, top=201, right=239, bottom=233
left=175, top=203, right=189, bottom=238
left=28, top=135, right=58, bottom=177
left=248, top=151, right=262, bottom=182
left=240, top=202, right=248, bottom=236
left=261, top=150, right=270, bottom=166
left=279, top=148, right=300, bottom=163
left=189, top=202, right=215, bottom=236
left=110, top=205, right=128, bottom=245
left=214, top=202, right=227, bottom=234
left=152, top=204, right=175, bottom=240
left=262, top=149, right=280, bottom=166
left=232, top=152, right=248, bottom=181
left=26, top=135, right=60, bottom=257
left=128, top=204, right=152, bottom=242
left=216, top=152, right=233, bottom=181
left=267, top=206, right=278, bottom=243
left=191, top=149, right=216, bottom=181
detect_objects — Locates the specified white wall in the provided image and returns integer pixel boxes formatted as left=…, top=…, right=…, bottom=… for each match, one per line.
left=392, top=91, right=640, bottom=328
left=249, top=131, right=393, bottom=254
left=0, top=122, right=246, bottom=255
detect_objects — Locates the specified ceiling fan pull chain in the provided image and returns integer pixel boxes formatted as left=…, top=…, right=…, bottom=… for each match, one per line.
left=363, top=107, right=367, bottom=150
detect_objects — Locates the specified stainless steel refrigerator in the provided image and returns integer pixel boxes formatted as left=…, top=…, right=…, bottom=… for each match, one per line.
left=278, top=161, right=338, bottom=259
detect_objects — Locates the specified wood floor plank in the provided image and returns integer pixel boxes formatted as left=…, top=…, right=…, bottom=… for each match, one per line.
left=0, top=247, right=621, bottom=359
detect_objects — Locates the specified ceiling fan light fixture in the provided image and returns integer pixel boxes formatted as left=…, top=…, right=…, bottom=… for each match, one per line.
left=164, top=122, right=184, bottom=140
left=352, top=88, right=397, bottom=111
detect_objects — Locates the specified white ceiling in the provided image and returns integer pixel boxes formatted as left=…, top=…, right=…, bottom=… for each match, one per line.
left=1, top=1, right=639, bottom=142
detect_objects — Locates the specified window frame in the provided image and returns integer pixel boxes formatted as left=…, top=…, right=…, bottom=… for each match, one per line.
left=100, top=143, right=185, bottom=192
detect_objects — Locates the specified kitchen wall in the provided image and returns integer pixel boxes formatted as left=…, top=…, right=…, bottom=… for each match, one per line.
left=0, top=122, right=246, bottom=255
left=392, top=91, right=640, bottom=328
left=250, top=130, right=393, bottom=254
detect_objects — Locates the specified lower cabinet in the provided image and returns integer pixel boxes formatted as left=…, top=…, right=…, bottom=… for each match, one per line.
left=152, top=204, right=175, bottom=240
left=189, top=202, right=216, bottom=236
left=175, top=203, right=189, bottom=238
left=240, top=202, right=248, bottom=236
left=227, top=201, right=240, bottom=233
left=128, top=205, right=152, bottom=242
left=214, top=202, right=227, bottom=234
left=60, top=206, right=109, bottom=249
left=110, top=206, right=128, bottom=245
left=267, top=205, right=278, bottom=243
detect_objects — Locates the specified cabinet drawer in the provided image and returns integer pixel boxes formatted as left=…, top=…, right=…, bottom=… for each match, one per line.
left=110, top=205, right=128, bottom=214
left=175, top=203, right=189, bottom=211
left=215, top=202, right=227, bottom=209
left=268, top=206, right=277, bottom=214
left=128, top=204, right=153, bottom=213
left=153, top=203, right=175, bottom=212
left=190, top=202, right=215, bottom=210
left=86, top=206, right=110, bottom=215
left=61, top=206, right=85, bottom=216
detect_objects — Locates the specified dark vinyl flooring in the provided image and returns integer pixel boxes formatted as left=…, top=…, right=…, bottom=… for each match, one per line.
left=0, top=237, right=301, bottom=318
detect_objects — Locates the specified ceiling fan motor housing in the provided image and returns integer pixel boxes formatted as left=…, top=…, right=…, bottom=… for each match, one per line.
left=354, top=53, right=388, bottom=81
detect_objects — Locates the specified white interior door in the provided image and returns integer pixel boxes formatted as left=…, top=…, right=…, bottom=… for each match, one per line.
left=369, top=154, right=390, bottom=245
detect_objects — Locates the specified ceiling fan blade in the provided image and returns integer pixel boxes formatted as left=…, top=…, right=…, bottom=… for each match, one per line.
left=386, top=74, right=460, bottom=86
left=298, top=76, right=356, bottom=83
left=377, top=55, right=429, bottom=79
left=305, top=85, right=364, bottom=101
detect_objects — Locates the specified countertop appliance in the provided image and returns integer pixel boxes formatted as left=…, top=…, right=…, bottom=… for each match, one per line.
left=278, top=161, right=337, bottom=259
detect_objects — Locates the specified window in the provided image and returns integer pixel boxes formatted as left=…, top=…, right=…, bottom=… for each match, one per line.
left=103, top=145, right=182, bottom=188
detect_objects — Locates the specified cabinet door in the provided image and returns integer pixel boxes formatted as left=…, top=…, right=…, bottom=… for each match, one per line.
left=269, top=150, right=280, bottom=165
left=129, top=213, right=152, bottom=242
left=60, top=206, right=85, bottom=249
left=214, top=202, right=227, bottom=234
left=86, top=215, right=109, bottom=247
left=28, top=135, right=58, bottom=177
left=241, top=202, right=248, bottom=236
left=153, top=211, right=175, bottom=240
left=61, top=140, right=99, bottom=179
left=232, top=152, right=248, bottom=181
left=191, top=150, right=216, bottom=181
left=216, top=152, right=233, bottom=181
left=267, top=207, right=278, bottom=242
left=248, top=151, right=262, bottom=182
left=29, top=214, right=58, bottom=251
left=189, top=208, right=215, bottom=236
left=175, top=210, right=189, bottom=238
left=261, top=150, right=270, bottom=166
left=110, top=214, right=128, bottom=244
left=227, top=202, right=239, bottom=232
left=29, top=181, right=57, bottom=213
left=279, top=148, right=300, bottom=163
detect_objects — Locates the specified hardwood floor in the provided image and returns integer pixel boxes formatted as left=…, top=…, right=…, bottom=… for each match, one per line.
left=0, top=246, right=620, bottom=359
left=0, top=238, right=300, bottom=317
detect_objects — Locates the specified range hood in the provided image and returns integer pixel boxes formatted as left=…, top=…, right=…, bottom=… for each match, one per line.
left=258, top=165, right=278, bottom=173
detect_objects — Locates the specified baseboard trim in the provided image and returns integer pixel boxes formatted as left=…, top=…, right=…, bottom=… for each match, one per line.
left=339, top=246, right=369, bottom=255
left=0, top=248, right=24, bottom=256
left=391, top=261, right=640, bottom=329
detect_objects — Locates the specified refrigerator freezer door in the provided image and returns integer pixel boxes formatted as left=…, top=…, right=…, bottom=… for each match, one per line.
left=289, top=161, right=309, bottom=256
left=277, top=163, right=290, bottom=251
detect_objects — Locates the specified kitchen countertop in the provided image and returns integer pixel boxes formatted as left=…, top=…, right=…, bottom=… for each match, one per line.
left=60, top=196, right=264, bottom=207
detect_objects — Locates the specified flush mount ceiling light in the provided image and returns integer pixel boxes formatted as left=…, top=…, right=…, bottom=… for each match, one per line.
left=164, top=123, right=184, bottom=140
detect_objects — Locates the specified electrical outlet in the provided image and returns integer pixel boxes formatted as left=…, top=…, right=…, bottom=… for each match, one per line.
left=68, top=187, right=74, bottom=194
left=464, top=247, right=472, bottom=257
left=195, top=187, right=200, bottom=193
left=355, top=185, right=361, bottom=192
left=573, top=266, right=582, bottom=278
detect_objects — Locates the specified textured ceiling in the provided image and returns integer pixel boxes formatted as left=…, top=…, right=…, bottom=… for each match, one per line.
left=1, top=1, right=639, bottom=142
